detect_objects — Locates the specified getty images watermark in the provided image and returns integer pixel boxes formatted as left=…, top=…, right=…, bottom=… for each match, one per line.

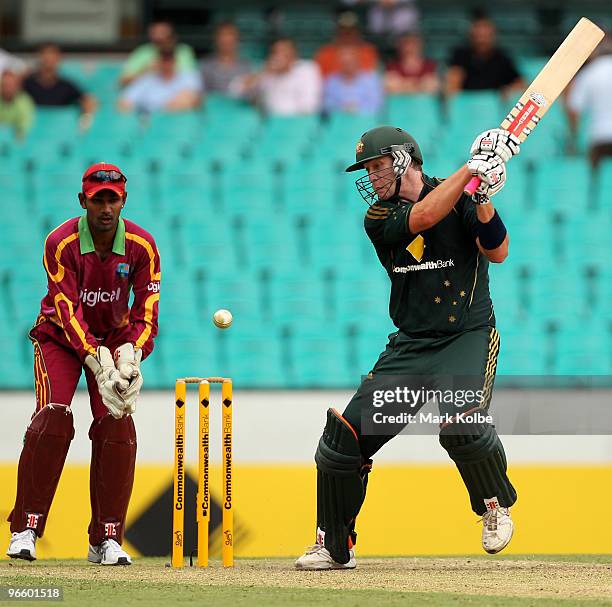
left=368, top=384, right=491, bottom=433
left=371, top=389, right=492, bottom=426
left=359, top=374, right=612, bottom=435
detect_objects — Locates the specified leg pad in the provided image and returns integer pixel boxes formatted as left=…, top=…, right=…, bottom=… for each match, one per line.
left=8, top=404, right=74, bottom=536
left=439, top=422, right=517, bottom=515
left=315, top=409, right=370, bottom=564
left=88, top=415, right=137, bottom=545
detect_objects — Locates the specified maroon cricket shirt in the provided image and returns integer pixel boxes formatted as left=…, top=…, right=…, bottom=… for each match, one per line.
left=38, top=215, right=161, bottom=360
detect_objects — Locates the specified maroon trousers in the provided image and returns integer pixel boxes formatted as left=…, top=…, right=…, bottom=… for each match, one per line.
left=8, top=320, right=137, bottom=546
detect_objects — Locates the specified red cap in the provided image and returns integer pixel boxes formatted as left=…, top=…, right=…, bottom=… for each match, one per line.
left=82, top=162, right=127, bottom=198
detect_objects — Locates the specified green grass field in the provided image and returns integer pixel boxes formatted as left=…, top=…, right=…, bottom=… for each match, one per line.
left=1, top=555, right=611, bottom=606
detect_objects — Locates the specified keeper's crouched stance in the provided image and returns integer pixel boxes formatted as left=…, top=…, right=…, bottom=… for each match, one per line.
left=6, top=163, right=160, bottom=566
left=296, top=126, right=519, bottom=570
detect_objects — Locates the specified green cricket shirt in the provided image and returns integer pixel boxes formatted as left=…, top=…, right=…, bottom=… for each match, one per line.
left=364, top=173, right=495, bottom=336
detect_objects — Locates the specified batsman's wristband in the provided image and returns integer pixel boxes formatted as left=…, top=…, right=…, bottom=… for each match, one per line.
left=471, top=192, right=491, bottom=206
left=476, top=210, right=507, bottom=250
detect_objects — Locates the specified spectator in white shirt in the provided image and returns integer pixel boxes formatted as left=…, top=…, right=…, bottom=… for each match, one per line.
left=567, top=36, right=612, bottom=168
left=236, top=38, right=322, bottom=115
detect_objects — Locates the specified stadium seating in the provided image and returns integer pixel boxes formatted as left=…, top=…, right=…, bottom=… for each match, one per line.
left=0, top=76, right=609, bottom=389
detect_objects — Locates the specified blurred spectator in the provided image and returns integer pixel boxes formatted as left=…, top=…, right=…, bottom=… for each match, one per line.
left=118, top=50, right=202, bottom=113
left=367, top=0, right=420, bottom=37
left=236, top=38, right=322, bottom=116
left=23, top=44, right=97, bottom=119
left=315, top=12, right=379, bottom=78
left=323, top=46, right=383, bottom=115
left=567, top=36, right=612, bottom=168
left=385, top=33, right=439, bottom=94
left=445, top=16, right=523, bottom=95
left=340, top=0, right=419, bottom=37
left=201, top=22, right=251, bottom=95
left=0, top=47, right=26, bottom=75
left=120, top=21, right=196, bottom=87
left=0, top=70, right=35, bottom=139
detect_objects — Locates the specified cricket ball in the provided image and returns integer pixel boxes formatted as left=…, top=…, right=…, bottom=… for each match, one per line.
left=213, top=309, right=233, bottom=329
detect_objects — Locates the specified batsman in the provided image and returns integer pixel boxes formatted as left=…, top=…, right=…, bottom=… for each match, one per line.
left=296, top=126, right=520, bottom=569
left=6, top=163, right=160, bottom=565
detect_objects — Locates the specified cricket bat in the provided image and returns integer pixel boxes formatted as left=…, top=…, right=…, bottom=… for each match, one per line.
left=465, top=17, right=605, bottom=195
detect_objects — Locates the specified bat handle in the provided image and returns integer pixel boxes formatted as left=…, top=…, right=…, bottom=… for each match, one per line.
left=464, top=176, right=481, bottom=196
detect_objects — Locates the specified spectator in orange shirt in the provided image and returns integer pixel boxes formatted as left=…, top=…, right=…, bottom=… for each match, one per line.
left=315, top=12, right=379, bottom=79
left=385, top=33, right=439, bottom=94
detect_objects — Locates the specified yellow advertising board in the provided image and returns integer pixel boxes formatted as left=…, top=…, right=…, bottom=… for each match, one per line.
left=1, top=464, right=611, bottom=559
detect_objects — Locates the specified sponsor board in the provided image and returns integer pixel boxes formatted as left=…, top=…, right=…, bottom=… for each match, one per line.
left=1, top=464, right=611, bottom=558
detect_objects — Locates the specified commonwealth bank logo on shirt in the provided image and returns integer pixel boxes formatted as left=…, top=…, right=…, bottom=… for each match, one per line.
left=393, top=259, right=455, bottom=273
left=406, top=235, right=425, bottom=262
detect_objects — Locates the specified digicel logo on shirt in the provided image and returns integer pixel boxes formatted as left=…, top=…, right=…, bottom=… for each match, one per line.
left=79, top=287, right=121, bottom=307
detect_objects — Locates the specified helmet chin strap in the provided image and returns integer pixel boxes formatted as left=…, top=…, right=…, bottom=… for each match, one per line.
left=393, top=175, right=402, bottom=198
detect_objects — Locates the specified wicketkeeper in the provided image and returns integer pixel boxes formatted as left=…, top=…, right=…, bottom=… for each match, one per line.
left=6, top=162, right=161, bottom=565
left=296, top=126, right=519, bottom=569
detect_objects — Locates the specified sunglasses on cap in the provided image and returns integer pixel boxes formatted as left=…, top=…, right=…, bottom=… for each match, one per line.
left=87, top=170, right=126, bottom=183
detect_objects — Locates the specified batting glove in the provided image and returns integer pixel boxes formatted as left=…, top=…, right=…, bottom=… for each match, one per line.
left=467, top=154, right=507, bottom=198
left=470, top=129, right=520, bottom=163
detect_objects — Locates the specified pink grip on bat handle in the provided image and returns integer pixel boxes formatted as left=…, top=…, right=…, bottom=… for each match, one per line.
left=464, top=176, right=481, bottom=196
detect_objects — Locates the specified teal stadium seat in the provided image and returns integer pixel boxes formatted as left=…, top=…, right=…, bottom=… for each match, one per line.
left=333, top=266, right=390, bottom=325
left=442, top=92, right=504, bottom=157
left=280, top=320, right=353, bottom=388
left=385, top=94, right=443, bottom=162
left=267, top=268, right=326, bottom=323
left=202, top=94, right=260, bottom=144
left=179, top=216, right=235, bottom=268
left=344, top=320, right=397, bottom=381
left=553, top=321, right=610, bottom=376
left=495, top=320, right=548, bottom=377
left=531, top=158, right=591, bottom=210
left=319, top=114, right=383, bottom=166
left=197, top=271, right=262, bottom=324
left=230, top=212, right=299, bottom=269
left=594, top=159, right=612, bottom=209
left=60, top=60, right=121, bottom=101
left=0, top=312, right=27, bottom=386
left=303, top=210, right=364, bottom=266
left=214, top=327, right=282, bottom=387
left=488, top=262, right=521, bottom=323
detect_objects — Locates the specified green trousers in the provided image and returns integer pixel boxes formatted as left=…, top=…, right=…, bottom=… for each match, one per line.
left=342, top=325, right=501, bottom=460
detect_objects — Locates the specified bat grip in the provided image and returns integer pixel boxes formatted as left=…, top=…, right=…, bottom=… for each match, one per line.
left=464, top=176, right=481, bottom=196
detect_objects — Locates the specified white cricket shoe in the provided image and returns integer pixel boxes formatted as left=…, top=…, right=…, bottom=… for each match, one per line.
left=482, top=506, right=514, bottom=554
left=88, top=539, right=132, bottom=565
left=295, top=544, right=356, bottom=570
left=6, top=529, right=37, bottom=561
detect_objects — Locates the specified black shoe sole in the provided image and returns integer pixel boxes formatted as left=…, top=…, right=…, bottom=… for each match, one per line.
left=9, top=550, right=35, bottom=562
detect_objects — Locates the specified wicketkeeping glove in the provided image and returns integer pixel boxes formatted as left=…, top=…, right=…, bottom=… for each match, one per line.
left=466, top=154, right=507, bottom=198
left=114, top=343, right=143, bottom=414
left=470, top=128, right=520, bottom=163
left=84, top=346, right=130, bottom=419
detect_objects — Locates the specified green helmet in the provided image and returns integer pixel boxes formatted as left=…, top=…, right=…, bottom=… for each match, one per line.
left=345, top=125, right=422, bottom=172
